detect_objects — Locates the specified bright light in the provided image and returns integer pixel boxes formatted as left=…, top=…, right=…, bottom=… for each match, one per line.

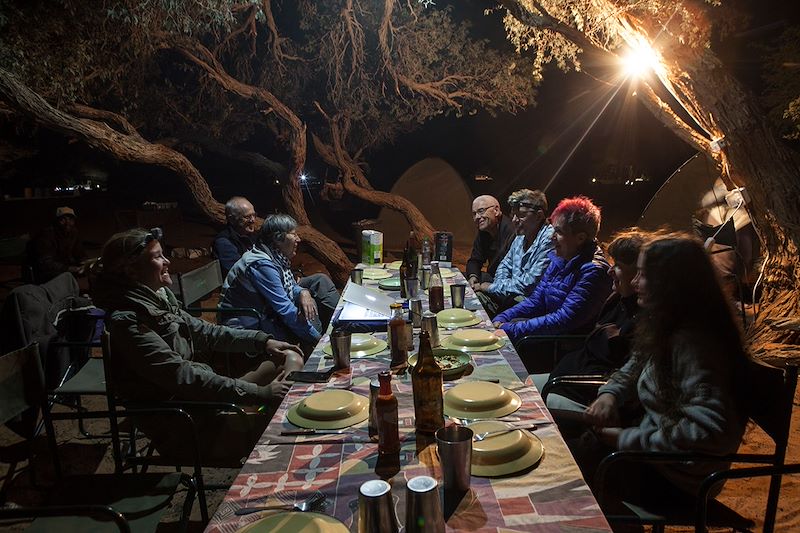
left=623, top=42, right=659, bottom=78
left=299, top=173, right=308, bottom=182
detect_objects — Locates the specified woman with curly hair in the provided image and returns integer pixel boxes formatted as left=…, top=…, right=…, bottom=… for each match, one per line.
left=579, top=233, right=750, bottom=502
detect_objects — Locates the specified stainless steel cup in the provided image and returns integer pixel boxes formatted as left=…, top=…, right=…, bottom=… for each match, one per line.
left=410, top=298, right=424, bottom=327
left=369, top=378, right=380, bottom=440
left=420, top=311, right=440, bottom=347
left=330, top=329, right=351, bottom=369
left=420, top=267, right=432, bottom=290
left=405, top=320, right=414, bottom=350
left=450, top=283, right=466, bottom=308
left=405, top=476, right=444, bottom=533
left=435, top=425, right=473, bottom=493
left=358, top=479, right=399, bottom=533
left=404, top=277, right=420, bottom=299
left=351, top=268, right=364, bottom=285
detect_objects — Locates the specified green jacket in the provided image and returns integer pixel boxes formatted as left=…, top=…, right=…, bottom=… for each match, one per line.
left=107, top=284, right=271, bottom=405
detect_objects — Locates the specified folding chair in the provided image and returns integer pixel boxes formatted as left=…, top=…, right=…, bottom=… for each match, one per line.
left=0, top=343, right=196, bottom=533
left=595, top=360, right=798, bottom=532
left=514, top=334, right=587, bottom=374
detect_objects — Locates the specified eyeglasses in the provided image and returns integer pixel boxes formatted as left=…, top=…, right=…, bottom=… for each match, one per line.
left=239, top=213, right=256, bottom=222
left=472, top=205, right=499, bottom=217
left=509, top=201, right=542, bottom=214
left=130, top=227, right=163, bottom=256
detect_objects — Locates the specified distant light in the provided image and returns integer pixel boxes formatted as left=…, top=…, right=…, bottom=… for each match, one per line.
left=274, top=179, right=280, bottom=185
left=591, top=178, right=597, bottom=183
left=299, top=173, right=308, bottom=182
left=623, top=42, right=659, bottom=78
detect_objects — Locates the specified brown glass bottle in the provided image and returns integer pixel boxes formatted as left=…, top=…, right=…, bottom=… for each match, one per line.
left=427, top=264, right=444, bottom=313
left=376, top=371, right=401, bottom=455
left=411, top=329, right=444, bottom=434
left=388, top=303, right=408, bottom=369
left=399, top=246, right=410, bottom=299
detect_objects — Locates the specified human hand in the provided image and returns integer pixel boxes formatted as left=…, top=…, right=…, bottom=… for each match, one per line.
left=260, top=379, right=292, bottom=401
left=468, top=276, right=479, bottom=289
left=265, top=339, right=304, bottom=366
left=585, top=393, right=620, bottom=427
left=477, top=282, right=491, bottom=293
left=299, top=290, right=318, bottom=321
left=493, top=321, right=504, bottom=329
left=594, top=426, right=622, bottom=447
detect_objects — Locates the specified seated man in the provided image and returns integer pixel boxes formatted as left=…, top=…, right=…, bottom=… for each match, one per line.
left=220, top=214, right=340, bottom=352
left=466, top=195, right=515, bottom=287
left=93, top=228, right=303, bottom=464
left=212, top=196, right=257, bottom=276
left=493, top=196, right=612, bottom=353
left=531, top=229, right=647, bottom=413
left=475, top=189, right=554, bottom=317
left=28, top=206, right=86, bottom=283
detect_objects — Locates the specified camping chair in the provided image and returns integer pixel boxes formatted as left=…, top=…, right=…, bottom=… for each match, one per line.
left=100, top=330, right=257, bottom=522
left=514, top=334, right=587, bottom=374
left=0, top=343, right=196, bottom=533
left=594, top=360, right=798, bottom=533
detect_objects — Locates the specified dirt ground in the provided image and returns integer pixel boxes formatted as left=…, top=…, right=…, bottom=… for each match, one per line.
left=1, top=209, right=799, bottom=531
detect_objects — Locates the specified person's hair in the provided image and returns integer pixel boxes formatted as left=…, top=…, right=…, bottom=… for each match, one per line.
left=550, top=196, right=601, bottom=240
left=99, top=228, right=161, bottom=281
left=258, top=214, right=298, bottom=247
left=225, top=196, right=251, bottom=221
left=507, top=189, right=548, bottom=213
left=633, top=233, right=749, bottom=418
left=606, top=228, right=648, bottom=265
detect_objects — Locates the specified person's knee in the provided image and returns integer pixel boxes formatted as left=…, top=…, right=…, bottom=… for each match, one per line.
left=284, top=351, right=304, bottom=372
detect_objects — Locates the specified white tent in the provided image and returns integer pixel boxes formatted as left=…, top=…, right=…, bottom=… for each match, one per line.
left=378, top=157, right=475, bottom=251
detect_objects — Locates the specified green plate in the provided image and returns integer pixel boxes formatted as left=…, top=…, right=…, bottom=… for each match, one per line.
left=378, top=277, right=402, bottom=290
left=408, top=348, right=471, bottom=377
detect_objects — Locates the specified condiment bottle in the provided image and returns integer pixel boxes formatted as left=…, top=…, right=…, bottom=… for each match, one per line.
left=376, top=371, right=401, bottom=455
left=388, top=302, right=408, bottom=369
left=399, top=245, right=410, bottom=299
left=428, top=262, right=444, bottom=313
left=411, top=329, right=444, bottom=434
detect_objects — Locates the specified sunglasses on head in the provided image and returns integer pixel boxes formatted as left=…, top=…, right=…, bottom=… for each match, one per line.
left=510, top=201, right=542, bottom=212
left=130, top=227, right=163, bottom=256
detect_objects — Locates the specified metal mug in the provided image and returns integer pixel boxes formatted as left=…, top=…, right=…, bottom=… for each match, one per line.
left=435, top=425, right=473, bottom=493
left=420, top=311, right=440, bottom=348
left=351, top=268, right=364, bottom=285
left=410, top=298, right=424, bottom=327
left=450, top=283, right=466, bottom=309
left=420, top=267, right=432, bottom=290
left=330, top=329, right=351, bottom=369
left=404, top=277, right=420, bottom=299
left=358, top=479, right=399, bottom=533
left=405, top=476, right=444, bottom=533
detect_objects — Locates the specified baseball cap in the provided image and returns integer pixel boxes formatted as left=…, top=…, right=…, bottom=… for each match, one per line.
left=56, top=206, right=76, bottom=219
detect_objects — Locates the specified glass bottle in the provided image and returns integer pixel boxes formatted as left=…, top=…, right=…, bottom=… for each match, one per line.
left=376, top=371, right=401, bottom=455
left=411, top=329, right=444, bottom=434
left=428, top=262, right=444, bottom=313
left=399, top=245, right=410, bottom=299
left=407, top=231, right=421, bottom=277
left=388, top=302, right=408, bottom=369
left=421, top=237, right=432, bottom=266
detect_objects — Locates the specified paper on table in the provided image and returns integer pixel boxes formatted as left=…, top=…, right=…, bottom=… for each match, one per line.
left=338, top=301, right=390, bottom=320
left=342, top=282, right=395, bottom=316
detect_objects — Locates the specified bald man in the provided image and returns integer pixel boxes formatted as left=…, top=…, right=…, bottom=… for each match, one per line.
left=213, top=196, right=258, bottom=275
left=466, top=195, right=515, bottom=290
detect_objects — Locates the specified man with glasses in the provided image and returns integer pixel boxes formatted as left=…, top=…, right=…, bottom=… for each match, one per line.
left=466, top=195, right=515, bottom=292
left=213, top=196, right=258, bottom=276
left=475, top=189, right=555, bottom=317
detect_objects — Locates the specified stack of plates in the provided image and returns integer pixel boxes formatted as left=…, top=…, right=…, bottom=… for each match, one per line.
left=287, top=390, right=369, bottom=429
left=377, top=277, right=401, bottom=290
left=441, top=329, right=506, bottom=352
left=469, top=421, right=544, bottom=477
left=387, top=260, right=403, bottom=270
left=237, top=512, right=348, bottom=532
left=362, top=268, right=392, bottom=280
left=443, top=381, right=521, bottom=419
left=436, top=308, right=481, bottom=329
left=322, top=333, right=387, bottom=357
left=407, top=348, right=471, bottom=377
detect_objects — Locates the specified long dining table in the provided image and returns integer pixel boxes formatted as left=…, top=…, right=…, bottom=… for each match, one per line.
left=205, top=265, right=612, bottom=532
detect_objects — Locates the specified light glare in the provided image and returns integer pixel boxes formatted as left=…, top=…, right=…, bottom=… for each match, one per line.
left=623, top=43, right=659, bottom=78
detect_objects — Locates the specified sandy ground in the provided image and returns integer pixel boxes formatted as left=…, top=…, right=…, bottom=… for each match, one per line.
left=1, top=212, right=799, bottom=531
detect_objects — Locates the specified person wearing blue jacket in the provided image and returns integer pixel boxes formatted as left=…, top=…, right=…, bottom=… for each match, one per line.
left=220, top=214, right=339, bottom=352
left=493, top=196, right=612, bottom=345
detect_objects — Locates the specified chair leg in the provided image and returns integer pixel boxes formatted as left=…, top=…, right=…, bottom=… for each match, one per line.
left=179, top=476, right=197, bottom=533
left=195, top=471, right=210, bottom=522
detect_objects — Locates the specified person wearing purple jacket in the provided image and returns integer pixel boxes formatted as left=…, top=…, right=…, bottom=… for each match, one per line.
left=493, top=196, right=612, bottom=347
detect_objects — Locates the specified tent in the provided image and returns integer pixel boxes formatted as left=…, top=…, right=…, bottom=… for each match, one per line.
left=377, top=157, right=475, bottom=251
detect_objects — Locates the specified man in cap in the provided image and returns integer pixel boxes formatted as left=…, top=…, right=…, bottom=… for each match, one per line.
left=28, top=206, right=86, bottom=283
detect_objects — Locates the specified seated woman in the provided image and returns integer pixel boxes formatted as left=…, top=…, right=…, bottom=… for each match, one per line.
left=575, top=233, right=749, bottom=505
left=220, top=214, right=339, bottom=353
left=93, top=228, right=303, bottom=463
left=532, top=228, right=646, bottom=414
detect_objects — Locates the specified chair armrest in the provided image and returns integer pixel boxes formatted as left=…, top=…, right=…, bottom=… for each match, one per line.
left=0, top=505, right=129, bottom=533
left=186, top=306, right=261, bottom=320
left=541, top=374, right=607, bottom=401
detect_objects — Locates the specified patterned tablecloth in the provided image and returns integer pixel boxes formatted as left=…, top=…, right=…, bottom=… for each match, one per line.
left=205, top=267, right=611, bottom=532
